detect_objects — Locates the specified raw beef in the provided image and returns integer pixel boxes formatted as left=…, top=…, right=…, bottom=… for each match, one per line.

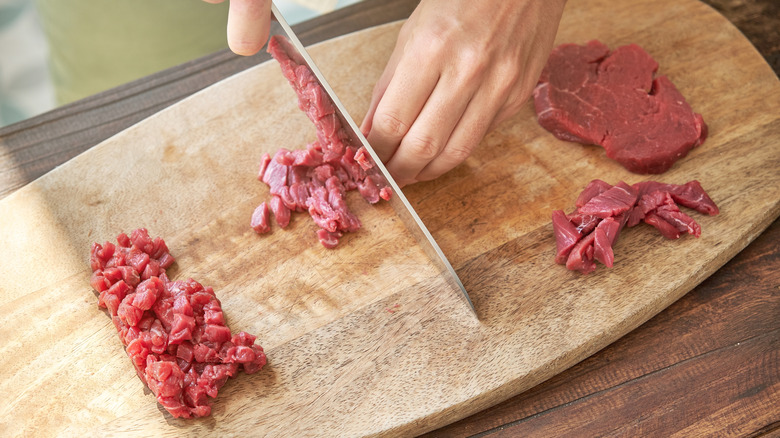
left=552, top=180, right=718, bottom=273
left=251, top=36, right=392, bottom=248
left=90, top=228, right=267, bottom=418
left=534, top=40, right=707, bottom=174
left=577, top=181, right=638, bottom=218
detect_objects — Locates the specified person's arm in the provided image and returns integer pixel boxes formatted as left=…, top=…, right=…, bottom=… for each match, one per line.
left=361, top=0, right=566, bottom=186
left=203, top=0, right=272, bottom=56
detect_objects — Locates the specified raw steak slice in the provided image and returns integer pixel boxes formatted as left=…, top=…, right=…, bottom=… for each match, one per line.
left=575, top=179, right=613, bottom=207
left=552, top=209, right=582, bottom=264
left=592, top=217, right=621, bottom=267
left=534, top=40, right=707, bottom=174
left=628, top=180, right=719, bottom=226
left=90, top=228, right=267, bottom=418
left=577, top=181, right=638, bottom=218
left=251, top=36, right=391, bottom=248
left=639, top=191, right=702, bottom=238
left=552, top=180, right=718, bottom=273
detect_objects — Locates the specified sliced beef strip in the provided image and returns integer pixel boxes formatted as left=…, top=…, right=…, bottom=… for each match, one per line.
left=551, top=179, right=718, bottom=274
left=552, top=209, right=582, bottom=264
left=575, top=179, right=614, bottom=207
left=644, top=191, right=702, bottom=238
left=628, top=180, right=719, bottom=226
left=592, top=216, right=622, bottom=268
left=577, top=181, right=638, bottom=218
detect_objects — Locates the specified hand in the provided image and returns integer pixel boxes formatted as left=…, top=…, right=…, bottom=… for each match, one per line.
left=202, top=0, right=272, bottom=56
left=360, top=0, right=566, bottom=186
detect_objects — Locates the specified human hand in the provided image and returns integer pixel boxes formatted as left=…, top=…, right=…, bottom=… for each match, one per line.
left=360, top=0, right=566, bottom=186
left=202, top=0, right=272, bottom=56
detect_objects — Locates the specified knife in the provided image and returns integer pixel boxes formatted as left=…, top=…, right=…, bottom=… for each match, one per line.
left=268, top=3, right=477, bottom=317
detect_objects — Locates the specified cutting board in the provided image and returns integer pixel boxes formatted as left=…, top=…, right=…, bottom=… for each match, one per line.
left=1, top=0, right=778, bottom=436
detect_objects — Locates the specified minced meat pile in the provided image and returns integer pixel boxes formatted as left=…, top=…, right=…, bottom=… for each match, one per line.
left=250, top=35, right=392, bottom=249
left=89, top=228, right=267, bottom=418
left=553, top=180, right=719, bottom=273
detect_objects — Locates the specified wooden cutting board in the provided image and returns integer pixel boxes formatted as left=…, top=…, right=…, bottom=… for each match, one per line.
left=1, top=0, right=778, bottom=436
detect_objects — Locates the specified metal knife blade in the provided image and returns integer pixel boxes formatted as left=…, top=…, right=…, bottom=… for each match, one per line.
left=268, top=3, right=476, bottom=317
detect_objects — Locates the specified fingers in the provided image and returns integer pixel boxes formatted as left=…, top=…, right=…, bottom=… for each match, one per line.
left=364, top=52, right=440, bottom=163
left=226, top=0, right=272, bottom=56
left=360, top=12, right=421, bottom=138
left=415, top=88, right=505, bottom=182
left=383, top=78, right=474, bottom=185
left=360, top=45, right=403, bottom=138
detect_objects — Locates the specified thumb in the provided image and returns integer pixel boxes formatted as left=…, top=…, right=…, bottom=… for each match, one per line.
left=227, top=0, right=272, bottom=56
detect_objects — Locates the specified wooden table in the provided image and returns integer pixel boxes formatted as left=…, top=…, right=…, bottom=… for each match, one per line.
left=0, top=0, right=776, bottom=435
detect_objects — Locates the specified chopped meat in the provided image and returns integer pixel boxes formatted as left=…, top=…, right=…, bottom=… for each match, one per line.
left=270, top=195, right=291, bottom=228
left=250, top=202, right=271, bottom=233
left=643, top=212, right=683, bottom=240
left=642, top=191, right=702, bottom=238
left=90, top=228, right=267, bottom=418
left=317, top=229, right=342, bottom=249
left=261, top=153, right=289, bottom=195
left=534, top=40, right=707, bottom=174
left=628, top=180, right=719, bottom=226
left=593, top=216, right=622, bottom=267
left=577, top=181, right=638, bottom=218
left=565, top=231, right=597, bottom=274
left=552, top=209, right=582, bottom=264
left=575, top=179, right=613, bottom=207
left=552, top=180, right=718, bottom=273
left=257, top=153, right=272, bottom=181
left=250, top=36, right=393, bottom=248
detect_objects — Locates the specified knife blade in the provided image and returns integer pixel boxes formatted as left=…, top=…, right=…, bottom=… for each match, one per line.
left=268, top=3, right=476, bottom=317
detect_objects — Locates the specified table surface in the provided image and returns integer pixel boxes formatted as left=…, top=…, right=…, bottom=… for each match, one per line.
left=0, top=0, right=777, bottom=436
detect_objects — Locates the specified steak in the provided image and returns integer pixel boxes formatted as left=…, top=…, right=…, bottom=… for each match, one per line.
left=552, top=180, right=719, bottom=273
left=90, top=228, right=267, bottom=418
left=534, top=40, right=707, bottom=174
left=252, top=36, right=391, bottom=248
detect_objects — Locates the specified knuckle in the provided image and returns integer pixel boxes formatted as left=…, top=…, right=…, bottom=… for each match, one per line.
left=495, top=58, right=521, bottom=83
left=460, top=44, right=485, bottom=66
left=456, top=48, right=489, bottom=81
left=406, top=134, right=442, bottom=161
left=446, top=142, right=475, bottom=163
left=424, top=20, right=451, bottom=47
left=373, top=112, right=410, bottom=139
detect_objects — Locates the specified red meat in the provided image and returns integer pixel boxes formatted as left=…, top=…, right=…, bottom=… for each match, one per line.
left=250, top=202, right=271, bottom=234
left=552, top=180, right=718, bottom=273
left=552, top=209, right=582, bottom=264
left=90, top=229, right=266, bottom=418
left=593, top=216, right=622, bottom=267
left=575, top=179, right=613, bottom=207
left=534, top=41, right=707, bottom=174
left=577, top=181, right=638, bottom=218
left=250, top=36, right=392, bottom=248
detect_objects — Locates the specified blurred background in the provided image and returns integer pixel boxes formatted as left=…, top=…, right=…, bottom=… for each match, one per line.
left=0, top=0, right=363, bottom=127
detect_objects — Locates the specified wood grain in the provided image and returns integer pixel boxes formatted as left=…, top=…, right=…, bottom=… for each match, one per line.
left=425, top=0, right=780, bottom=434
left=0, top=0, right=778, bottom=437
left=706, top=0, right=779, bottom=73
left=425, top=218, right=780, bottom=437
